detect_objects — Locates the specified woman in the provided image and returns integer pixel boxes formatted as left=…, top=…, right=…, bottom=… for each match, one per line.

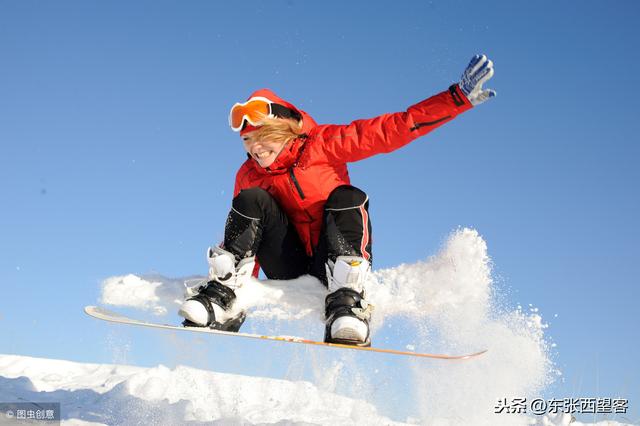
left=179, top=54, right=496, bottom=347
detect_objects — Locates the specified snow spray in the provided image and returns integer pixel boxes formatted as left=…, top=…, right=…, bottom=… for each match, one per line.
left=98, top=228, right=557, bottom=425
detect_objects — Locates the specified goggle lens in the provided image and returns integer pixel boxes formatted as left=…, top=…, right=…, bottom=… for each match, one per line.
left=229, top=98, right=272, bottom=131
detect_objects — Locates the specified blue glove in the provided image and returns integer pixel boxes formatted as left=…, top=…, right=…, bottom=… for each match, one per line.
left=459, top=54, right=496, bottom=106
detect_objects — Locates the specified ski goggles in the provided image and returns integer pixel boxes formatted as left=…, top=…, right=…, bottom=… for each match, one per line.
left=229, top=97, right=301, bottom=132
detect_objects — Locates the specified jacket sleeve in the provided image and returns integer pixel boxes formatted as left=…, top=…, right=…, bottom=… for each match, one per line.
left=313, top=84, right=473, bottom=163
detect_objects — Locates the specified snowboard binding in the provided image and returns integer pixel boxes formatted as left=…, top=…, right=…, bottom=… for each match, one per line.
left=324, top=287, right=372, bottom=347
left=180, top=280, right=246, bottom=332
left=179, top=245, right=255, bottom=332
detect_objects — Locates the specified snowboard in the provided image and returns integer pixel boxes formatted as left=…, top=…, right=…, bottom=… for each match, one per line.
left=85, top=305, right=487, bottom=360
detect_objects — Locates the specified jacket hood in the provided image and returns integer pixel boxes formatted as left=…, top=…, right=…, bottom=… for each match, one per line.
left=240, top=88, right=317, bottom=135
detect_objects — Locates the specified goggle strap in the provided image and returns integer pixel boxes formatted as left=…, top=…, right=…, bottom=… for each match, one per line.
left=270, top=103, right=301, bottom=121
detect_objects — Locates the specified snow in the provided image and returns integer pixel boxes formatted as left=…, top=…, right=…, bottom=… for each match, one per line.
left=0, top=354, right=401, bottom=425
left=3, top=228, right=633, bottom=425
left=100, top=229, right=496, bottom=328
left=100, top=274, right=186, bottom=317
left=0, top=354, right=631, bottom=426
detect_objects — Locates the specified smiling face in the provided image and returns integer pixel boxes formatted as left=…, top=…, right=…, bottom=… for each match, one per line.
left=242, top=134, right=288, bottom=168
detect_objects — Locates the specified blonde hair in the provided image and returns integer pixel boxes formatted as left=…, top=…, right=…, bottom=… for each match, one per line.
left=244, top=116, right=304, bottom=145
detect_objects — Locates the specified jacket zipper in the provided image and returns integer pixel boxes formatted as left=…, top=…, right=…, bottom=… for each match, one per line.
left=410, top=115, right=451, bottom=131
left=289, top=169, right=305, bottom=200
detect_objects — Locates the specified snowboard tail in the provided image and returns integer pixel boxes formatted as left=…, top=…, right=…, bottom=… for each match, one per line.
left=84, top=306, right=487, bottom=360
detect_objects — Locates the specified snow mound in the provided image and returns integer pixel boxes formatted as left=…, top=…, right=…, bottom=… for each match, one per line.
left=0, top=354, right=632, bottom=426
left=0, top=354, right=402, bottom=425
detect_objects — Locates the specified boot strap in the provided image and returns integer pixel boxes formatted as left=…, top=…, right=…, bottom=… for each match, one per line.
left=201, top=280, right=237, bottom=309
left=185, top=293, right=216, bottom=326
left=325, top=288, right=372, bottom=319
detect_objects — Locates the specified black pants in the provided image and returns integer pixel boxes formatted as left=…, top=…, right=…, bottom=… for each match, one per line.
left=222, top=185, right=372, bottom=286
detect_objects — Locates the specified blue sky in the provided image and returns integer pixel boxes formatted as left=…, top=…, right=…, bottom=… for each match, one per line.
left=1, top=0, right=638, bottom=422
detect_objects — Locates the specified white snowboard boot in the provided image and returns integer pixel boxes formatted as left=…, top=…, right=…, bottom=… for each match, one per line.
left=324, top=256, right=373, bottom=346
left=178, top=246, right=255, bottom=331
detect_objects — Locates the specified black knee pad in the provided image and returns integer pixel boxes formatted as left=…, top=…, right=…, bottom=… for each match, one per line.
left=325, top=185, right=368, bottom=210
left=233, top=187, right=274, bottom=219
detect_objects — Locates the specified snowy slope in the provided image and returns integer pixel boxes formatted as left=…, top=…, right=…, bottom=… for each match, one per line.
left=0, top=354, right=631, bottom=426
left=0, top=354, right=402, bottom=425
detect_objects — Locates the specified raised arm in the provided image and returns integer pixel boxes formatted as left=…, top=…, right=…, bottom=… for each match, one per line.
left=315, top=55, right=495, bottom=164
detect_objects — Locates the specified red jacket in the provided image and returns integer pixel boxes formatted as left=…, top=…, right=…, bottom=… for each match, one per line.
left=234, top=85, right=473, bottom=256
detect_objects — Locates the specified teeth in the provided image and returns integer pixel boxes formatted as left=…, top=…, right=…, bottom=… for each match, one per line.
left=256, top=152, right=271, bottom=159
